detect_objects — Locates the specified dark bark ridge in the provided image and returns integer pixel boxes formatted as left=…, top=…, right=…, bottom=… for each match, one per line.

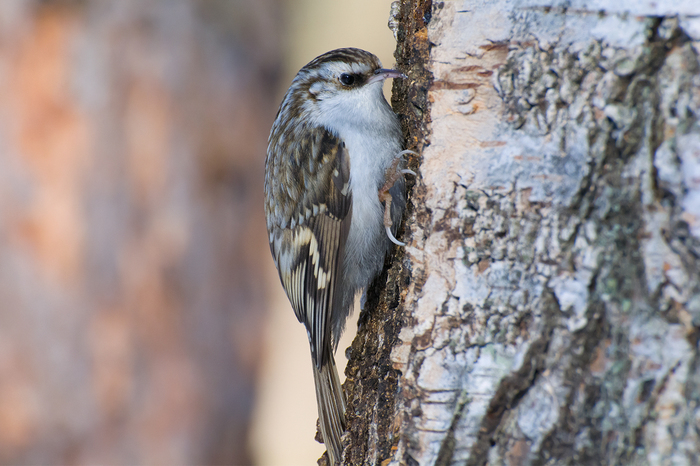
left=343, top=5, right=700, bottom=466
left=488, top=17, right=700, bottom=464
left=339, top=1, right=433, bottom=465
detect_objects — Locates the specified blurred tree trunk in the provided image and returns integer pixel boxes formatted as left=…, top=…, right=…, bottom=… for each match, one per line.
left=0, top=1, right=280, bottom=464
left=343, top=1, right=700, bottom=465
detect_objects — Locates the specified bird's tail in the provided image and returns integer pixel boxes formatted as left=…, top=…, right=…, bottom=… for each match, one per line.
left=312, top=353, right=346, bottom=465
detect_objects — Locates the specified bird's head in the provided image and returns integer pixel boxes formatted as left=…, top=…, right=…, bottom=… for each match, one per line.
left=277, top=48, right=405, bottom=131
left=300, top=48, right=405, bottom=99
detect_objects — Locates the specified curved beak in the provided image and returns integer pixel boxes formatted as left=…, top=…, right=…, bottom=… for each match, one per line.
left=367, top=68, right=407, bottom=85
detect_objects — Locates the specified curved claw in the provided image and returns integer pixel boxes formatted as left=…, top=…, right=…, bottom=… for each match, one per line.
left=397, top=149, right=419, bottom=158
left=396, top=150, right=418, bottom=178
left=386, top=226, right=406, bottom=246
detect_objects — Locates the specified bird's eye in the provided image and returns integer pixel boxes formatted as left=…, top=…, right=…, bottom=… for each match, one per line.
left=339, top=73, right=355, bottom=86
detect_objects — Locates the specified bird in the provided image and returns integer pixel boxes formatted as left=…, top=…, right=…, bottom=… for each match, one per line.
left=264, top=47, right=412, bottom=465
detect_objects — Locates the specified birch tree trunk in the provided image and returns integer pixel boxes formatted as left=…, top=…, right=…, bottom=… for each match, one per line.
left=343, top=1, right=700, bottom=464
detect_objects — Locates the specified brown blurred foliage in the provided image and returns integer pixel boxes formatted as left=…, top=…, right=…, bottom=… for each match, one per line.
left=0, top=0, right=281, bottom=464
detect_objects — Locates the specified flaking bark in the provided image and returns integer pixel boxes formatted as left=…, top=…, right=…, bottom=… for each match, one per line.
left=343, top=1, right=700, bottom=465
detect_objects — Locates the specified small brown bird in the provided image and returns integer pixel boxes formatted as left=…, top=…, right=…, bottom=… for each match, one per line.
left=264, top=48, right=411, bottom=464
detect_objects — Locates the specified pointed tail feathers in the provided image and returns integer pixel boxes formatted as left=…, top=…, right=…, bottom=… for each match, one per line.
left=312, top=354, right=346, bottom=465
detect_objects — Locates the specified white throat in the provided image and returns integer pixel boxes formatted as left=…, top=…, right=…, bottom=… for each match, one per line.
left=313, top=82, right=402, bottom=262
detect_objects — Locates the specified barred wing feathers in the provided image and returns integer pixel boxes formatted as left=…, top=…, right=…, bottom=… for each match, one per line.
left=267, top=126, right=351, bottom=369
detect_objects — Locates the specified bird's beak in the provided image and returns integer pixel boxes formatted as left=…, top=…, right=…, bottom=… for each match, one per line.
left=368, top=68, right=407, bottom=85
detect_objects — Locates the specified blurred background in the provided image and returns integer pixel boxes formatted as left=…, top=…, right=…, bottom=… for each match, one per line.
left=0, top=0, right=395, bottom=464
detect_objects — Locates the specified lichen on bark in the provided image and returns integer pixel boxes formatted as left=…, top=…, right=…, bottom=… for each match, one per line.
left=344, top=2, right=700, bottom=465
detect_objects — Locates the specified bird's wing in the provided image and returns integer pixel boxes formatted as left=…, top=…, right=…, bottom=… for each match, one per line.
left=267, top=126, right=351, bottom=368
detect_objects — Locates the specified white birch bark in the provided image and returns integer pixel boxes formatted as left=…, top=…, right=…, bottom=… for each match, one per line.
left=343, top=1, right=700, bottom=465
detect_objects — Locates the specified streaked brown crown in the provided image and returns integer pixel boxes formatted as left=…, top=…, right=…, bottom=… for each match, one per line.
left=301, top=48, right=381, bottom=73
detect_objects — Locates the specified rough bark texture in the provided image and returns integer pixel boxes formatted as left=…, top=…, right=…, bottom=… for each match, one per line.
left=340, top=1, right=433, bottom=465
left=344, top=1, right=700, bottom=465
left=0, top=1, right=280, bottom=464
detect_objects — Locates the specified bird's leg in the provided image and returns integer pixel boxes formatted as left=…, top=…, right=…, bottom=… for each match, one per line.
left=379, top=150, right=418, bottom=246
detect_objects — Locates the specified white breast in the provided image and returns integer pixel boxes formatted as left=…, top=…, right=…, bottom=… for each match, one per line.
left=342, top=122, right=400, bottom=252
left=314, top=82, right=402, bottom=289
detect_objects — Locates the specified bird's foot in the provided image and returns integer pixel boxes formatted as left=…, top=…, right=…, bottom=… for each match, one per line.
left=378, top=150, right=418, bottom=246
